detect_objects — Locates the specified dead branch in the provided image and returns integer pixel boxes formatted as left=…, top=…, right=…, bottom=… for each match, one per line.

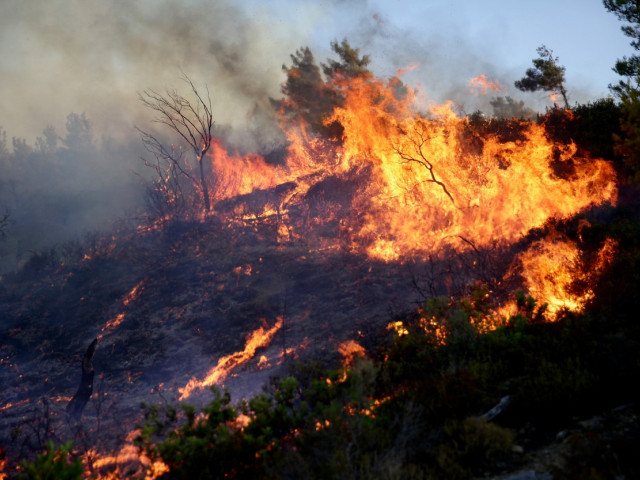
left=138, top=74, right=215, bottom=213
left=392, top=120, right=456, bottom=205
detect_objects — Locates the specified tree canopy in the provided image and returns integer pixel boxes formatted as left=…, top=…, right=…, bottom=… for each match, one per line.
left=279, top=39, right=371, bottom=138
left=604, top=0, right=640, bottom=97
left=604, top=0, right=640, bottom=182
left=515, top=45, right=569, bottom=108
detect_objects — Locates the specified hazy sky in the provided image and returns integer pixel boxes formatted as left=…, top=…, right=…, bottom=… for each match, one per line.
left=0, top=0, right=634, bottom=142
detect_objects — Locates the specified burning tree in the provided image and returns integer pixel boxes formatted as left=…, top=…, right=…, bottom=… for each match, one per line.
left=515, top=45, right=569, bottom=108
left=138, top=75, right=214, bottom=217
left=279, top=39, right=372, bottom=139
left=391, top=118, right=457, bottom=205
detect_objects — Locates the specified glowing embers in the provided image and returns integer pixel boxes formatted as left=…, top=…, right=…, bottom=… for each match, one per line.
left=179, top=317, right=283, bottom=401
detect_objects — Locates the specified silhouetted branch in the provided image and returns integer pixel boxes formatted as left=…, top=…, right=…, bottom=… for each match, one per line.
left=392, top=121, right=456, bottom=205
left=138, top=74, right=215, bottom=214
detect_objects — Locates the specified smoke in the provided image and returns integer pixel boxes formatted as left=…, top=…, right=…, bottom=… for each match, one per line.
left=0, top=0, right=320, bottom=143
left=0, top=0, right=334, bottom=273
left=0, top=0, right=613, bottom=273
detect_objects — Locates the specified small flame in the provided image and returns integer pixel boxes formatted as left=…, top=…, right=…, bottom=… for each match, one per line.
left=511, top=233, right=618, bottom=320
left=123, top=280, right=145, bottom=307
left=179, top=317, right=283, bottom=400
left=98, top=280, right=146, bottom=339
left=386, top=321, right=408, bottom=337
left=395, top=62, right=419, bottom=77
left=468, top=74, right=505, bottom=95
left=0, top=398, right=30, bottom=413
left=102, top=313, right=125, bottom=332
left=337, top=339, right=366, bottom=367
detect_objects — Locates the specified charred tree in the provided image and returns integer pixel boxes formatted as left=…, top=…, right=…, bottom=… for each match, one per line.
left=66, top=338, right=97, bottom=422
left=0, top=208, right=9, bottom=238
left=138, top=75, right=215, bottom=215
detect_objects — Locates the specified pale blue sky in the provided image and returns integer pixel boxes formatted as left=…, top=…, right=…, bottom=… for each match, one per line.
left=0, top=0, right=635, bottom=140
left=256, top=0, right=635, bottom=106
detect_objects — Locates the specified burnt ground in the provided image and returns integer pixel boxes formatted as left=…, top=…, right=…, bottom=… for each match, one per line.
left=0, top=196, right=621, bottom=475
left=0, top=214, right=440, bottom=464
left=0, top=202, right=524, bottom=465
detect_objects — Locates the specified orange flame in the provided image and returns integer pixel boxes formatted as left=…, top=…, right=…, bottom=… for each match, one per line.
left=467, top=74, right=505, bottom=95
left=84, top=429, right=169, bottom=479
left=166, top=69, right=615, bottom=328
left=395, top=62, right=419, bottom=77
left=506, top=233, right=618, bottom=320
left=337, top=340, right=366, bottom=367
left=98, top=280, right=145, bottom=339
left=179, top=317, right=283, bottom=400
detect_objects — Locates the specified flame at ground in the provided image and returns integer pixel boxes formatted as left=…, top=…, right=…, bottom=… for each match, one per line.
left=84, top=430, right=169, bottom=480
left=507, top=233, right=618, bottom=319
left=98, top=280, right=146, bottom=340
left=338, top=340, right=366, bottom=367
left=179, top=317, right=283, bottom=401
left=206, top=75, right=616, bottom=265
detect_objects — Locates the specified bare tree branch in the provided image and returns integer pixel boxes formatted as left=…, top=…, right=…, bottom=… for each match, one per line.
left=391, top=120, right=456, bottom=205
left=138, top=75, right=215, bottom=215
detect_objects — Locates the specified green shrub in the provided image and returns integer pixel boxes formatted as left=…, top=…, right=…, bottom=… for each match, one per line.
left=431, top=417, right=514, bottom=479
left=17, top=441, right=83, bottom=480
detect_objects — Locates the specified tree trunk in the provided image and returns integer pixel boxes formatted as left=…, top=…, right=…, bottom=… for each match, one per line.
left=199, top=157, right=211, bottom=212
left=560, top=85, right=570, bottom=109
left=66, top=338, right=97, bottom=422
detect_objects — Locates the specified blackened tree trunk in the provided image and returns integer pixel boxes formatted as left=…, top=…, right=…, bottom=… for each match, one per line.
left=66, top=338, right=97, bottom=421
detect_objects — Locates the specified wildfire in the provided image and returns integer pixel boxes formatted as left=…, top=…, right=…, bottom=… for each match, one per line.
left=204, top=72, right=616, bottom=268
left=508, top=233, right=618, bottom=319
left=467, top=74, right=505, bottom=95
left=98, top=280, right=145, bottom=339
left=179, top=317, right=283, bottom=401
left=84, top=429, right=169, bottom=480
left=337, top=339, right=366, bottom=367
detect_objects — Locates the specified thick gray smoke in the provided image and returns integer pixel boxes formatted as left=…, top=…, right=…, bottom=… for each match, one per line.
left=0, top=0, right=320, bottom=272
left=0, top=0, right=318, bottom=142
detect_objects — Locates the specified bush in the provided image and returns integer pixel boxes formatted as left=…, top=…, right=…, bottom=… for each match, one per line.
left=17, top=441, right=83, bottom=480
left=431, top=417, right=514, bottom=479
